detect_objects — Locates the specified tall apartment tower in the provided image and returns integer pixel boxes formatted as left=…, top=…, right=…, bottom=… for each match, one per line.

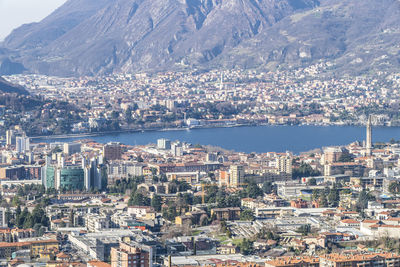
left=15, top=136, right=30, bottom=153
left=157, top=138, right=171, bottom=150
left=6, top=130, right=15, bottom=146
left=366, top=115, right=372, bottom=156
left=230, top=165, right=244, bottom=187
left=276, top=155, right=292, bottom=174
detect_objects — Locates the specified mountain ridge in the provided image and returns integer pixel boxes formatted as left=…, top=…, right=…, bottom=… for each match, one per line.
left=0, top=0, right=399, bottom=76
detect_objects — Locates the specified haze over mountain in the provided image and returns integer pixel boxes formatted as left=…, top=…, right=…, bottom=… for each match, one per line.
left=0, top=0, right=399, bottom=76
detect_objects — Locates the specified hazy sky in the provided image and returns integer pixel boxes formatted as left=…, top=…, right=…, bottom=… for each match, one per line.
left=0, top=0, right=67, bottom=40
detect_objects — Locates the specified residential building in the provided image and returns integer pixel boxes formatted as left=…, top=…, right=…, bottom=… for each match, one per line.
left=230, top=165, right=244, bottom=187
left=103, top=142, right=122, bottom=161
left=157, top=138, right=171, bottom=150
left=111, top=241, right=153, bottom=267
left=211, top=208, right=241, bottom=221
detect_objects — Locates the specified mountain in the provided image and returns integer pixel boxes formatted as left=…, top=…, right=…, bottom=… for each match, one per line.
left=0, top=0, right=399, bottom=76
left=216, top=0, right=400, bottom=75
left=0, top=77, right=29, bottom=95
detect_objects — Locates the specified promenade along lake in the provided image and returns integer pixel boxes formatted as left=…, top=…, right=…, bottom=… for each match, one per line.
left=35, top=125, right=400, bottom=154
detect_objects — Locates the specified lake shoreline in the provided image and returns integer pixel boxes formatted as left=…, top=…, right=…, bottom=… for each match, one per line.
left=31, top=124, right=400, bottom=154
left=30, top=123, right=256, bottom=139
left=29, top=122, right=375, bottom=140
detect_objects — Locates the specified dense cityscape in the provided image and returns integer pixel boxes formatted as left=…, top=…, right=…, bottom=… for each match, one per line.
left=1, top=0, right=400, bottom=266
left=1, top=67, right=400, bottom=137
left=1, top=113, right=400, bottom=266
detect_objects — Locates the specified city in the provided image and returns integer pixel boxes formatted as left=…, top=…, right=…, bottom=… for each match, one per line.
left=1, top=0, right=400, bottom=266
left=0, top=117, right=400, bottom=266
left=1, top=67, right=400, bottom=137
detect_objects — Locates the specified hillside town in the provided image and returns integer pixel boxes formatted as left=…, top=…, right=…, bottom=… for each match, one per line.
left=1, top=118, right=400, bottom=266
left=2, top=0, right=400, bottom=267
left=2, top=67, right=400, bottom=136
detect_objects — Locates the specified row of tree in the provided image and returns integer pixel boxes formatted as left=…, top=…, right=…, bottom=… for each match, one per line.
left=8, top=205, right=50, bottom=232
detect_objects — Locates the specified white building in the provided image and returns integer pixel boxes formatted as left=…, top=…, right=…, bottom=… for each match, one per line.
left=157, top=138, right=171, bottom=150
left=16, top=136, right=30, bottom=153
left=85, top=214, right=110, bottom=233
left=0, top=207, right=7, bottom=227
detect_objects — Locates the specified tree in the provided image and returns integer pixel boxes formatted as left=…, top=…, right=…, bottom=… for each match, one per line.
left=296, top=224, right=311, bottom=236
left=170, top=180, right=191, bottom=192
left=15, top=206, right=21, bottom=218
left=152, top=175, right=160, bottom=184
left=389, top=182, right=400, bottom=195
left=129, top=192, right=150, bottom=206
left=199, top=214, right=209, bottom=226
left=246, top=181, right=263, bottom=198
left=69, top=209, right=75, bottom=227
left=312, top=189, right=320, bottom=201
left=262, top=181, right=274, bottom=194
left=327, top=188, right=339, bottom=207
left=23, top=215, right=34, bottom=229
left=257, top=227, right=280, bottom=241
left=307, top=178, right=317, bottom=186
left=11, top=196, right=21, bottom=206
left=338, top=152, right=354, bottom=162
left=17, top=208, right=29, bottom=228
left=160, top=174, right=168, bottom=182
left=356, top=190, right=375, bottom=211
left=239, top=239, right=254, bottom=255
left=292, top=163, right=321, bottom=179
left=111, top=111, right=119, bottom=119
left=162, top=205, right=177, bottom=222
left=151, top=195, right=163, bottom=212
left=226, top=229, right=232, bottom=238
left=125, top=108, right=133, bottom=123
left=240, top=209, right=255, bottom=221
left=5, top=208, right=12, bottom=227
left=318, top=194, right=328, bottom=207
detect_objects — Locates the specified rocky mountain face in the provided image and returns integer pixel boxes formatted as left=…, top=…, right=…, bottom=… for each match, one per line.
left=0, top=0, right=399, bottom=76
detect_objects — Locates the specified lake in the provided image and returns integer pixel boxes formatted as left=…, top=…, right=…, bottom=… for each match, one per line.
left=34, top=125, right=400, bottom=154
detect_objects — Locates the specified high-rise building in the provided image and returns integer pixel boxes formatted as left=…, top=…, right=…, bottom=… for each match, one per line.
left=323, top=147, right=343, bottom=163
left=111, top=242, right=153, bottom=267
left=107, top=161, right=144, bottom=185
left=0, top=208, right=6, bottom=228
left=206, top=152, right=218, bottom=162
left=166, top=100, right=176, bottom=110
left=44, top=156, right=103, bottom=191
left=45, top=166, right=85, bottom=191
left=103, top=142, right=122, bottom=161
left=157, top=138, right=171, bottom=150
left=15, top=136, right=30, bottom=153
left=171, top=143, right=183, bottom=156
left=63, top=142, right=82, bottom=155
left=58, top=167, right=85, bottom=191
left=230, top=165, right=244, bottom=187
left=83, top=157, right=104, bottom=190
left=366, top=115, right=373, bottom=156
left=6, top=130, right=15, bottom=146
left=276, top=155, right=292, bottom=174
